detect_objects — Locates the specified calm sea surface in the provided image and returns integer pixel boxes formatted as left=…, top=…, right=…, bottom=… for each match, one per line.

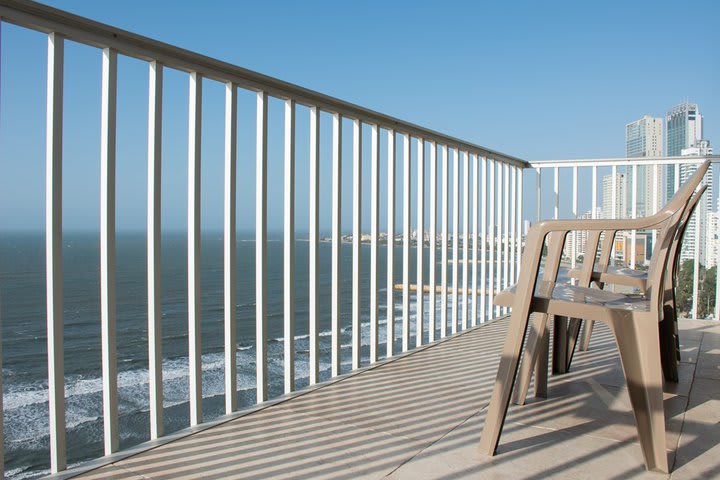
left=0, top=232, right=493, bottom=479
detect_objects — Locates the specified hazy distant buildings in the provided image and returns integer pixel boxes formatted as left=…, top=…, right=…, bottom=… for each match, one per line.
left=679, top=140, right=714, bottom=265
left=602, top=173, right=626, bottom=219
left=565, top=208, right=602, bottom=260
left=666, top=102, right=703, bottom=201
left=625, top=115, right=663, bottom=217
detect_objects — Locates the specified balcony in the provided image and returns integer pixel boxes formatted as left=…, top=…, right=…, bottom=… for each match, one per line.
left=70, top=318, right=720, bottom=479
left=0, top=1, right=718, bottom=479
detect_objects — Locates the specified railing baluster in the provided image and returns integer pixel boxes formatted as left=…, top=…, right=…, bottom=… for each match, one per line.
left=188, top=72, right=203, bottom=424
left=630, top=164, right=637, bottom=269
left=255, top=91, right=268, bottom=402
left=0, top=294, right=3, bottom=479
left=330, top=111, right=341, bottom=375
left=147, top=60, right=163, bottom=440
left=386, top=130, right=396, bottom=356
left=502, top=163, right=509, bottom=314
left=46, top=32, right=66, bottom=473
left=692, top=212, right=700, bottom=319
left=488, top=160, right=495, bottom=319
left=402, top=134, right=411, bottom=351
left=462, top=151, right=469, bottom=330
left=509, top=166, right=516, bottom=285
left=571, top=166, right=578, bottom=273
left=495, top=163, right=503, bottom=317
left=416, top=138, right=425, bottom=347
left=452, top=148, right=459, bottom=334
left=652, top=164, right=659, bottom=250
left=516, top=167, right=523, bottom=283
left=282, top=98, right=295, bottom=393
left=591, top=165, right=597, bottom=220
left=224, top=82, right=238, bottom=410
left=611, top=165, right=617, bottom=264
left=553, top=166, right=559, bottom=219
left=716, top=235, right=720, bottom=321
left=428, top=142, right=437, bottom=341
left=100, top=46, right=119, bottom=455
left=472, top=154, right=478, bottom=327
left=480, top=157, right=487, bottom=323
left=440, top=145, right=449, bottom=338
left=308, top=107, right=320, bottom=385
left=352, top=119, right=362, bottom=369
left=536, top=167, right=541, bottom=222
left=370, top=124, right=380, bottom=363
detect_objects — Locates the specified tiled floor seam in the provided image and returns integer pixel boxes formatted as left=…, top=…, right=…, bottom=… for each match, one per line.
left=109, top=463, right=152, bottom=480
left=382, top=408, right=485, bottom=478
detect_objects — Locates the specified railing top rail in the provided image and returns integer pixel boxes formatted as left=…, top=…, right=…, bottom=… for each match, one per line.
left=530, top=155, right=720, bottom=169
left=0, top=0, right=528, bottom=169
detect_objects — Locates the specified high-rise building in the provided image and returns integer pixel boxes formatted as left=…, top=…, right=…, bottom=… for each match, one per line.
left=602, top=173, right=626, bottom=220
left=666, top=102, right=703, bottom=201
left=625, top=116, right=663, bottom=218
left=708, top=202, right=719, bottom=269
left=679, top=140, right=713, bottom=265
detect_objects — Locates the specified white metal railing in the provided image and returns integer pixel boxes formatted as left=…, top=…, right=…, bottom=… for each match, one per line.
left=531, top=155, right=720, bottom=323
left=0, top=0, right=527, bottom=476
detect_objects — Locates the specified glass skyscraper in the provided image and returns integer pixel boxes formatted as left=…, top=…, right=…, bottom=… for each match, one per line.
left=625, top=115, right=662, bottom=218
left=665, top=102, right=703, bottom=201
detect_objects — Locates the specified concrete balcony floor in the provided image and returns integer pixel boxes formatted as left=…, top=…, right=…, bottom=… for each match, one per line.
left=72, top=317, right=720, bottom=480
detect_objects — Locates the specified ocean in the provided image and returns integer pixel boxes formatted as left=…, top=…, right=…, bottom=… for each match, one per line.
left=1, top=232, right=498, bottom=479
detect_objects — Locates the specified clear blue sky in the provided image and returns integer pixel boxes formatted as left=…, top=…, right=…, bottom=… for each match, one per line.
left=1, top=0, right=718, bottom=232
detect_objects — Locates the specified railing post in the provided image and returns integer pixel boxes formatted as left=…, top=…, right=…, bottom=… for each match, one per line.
left=402, top=134, right=411, bottom=351
left=310, top=107, right=321, bottom=382
left=188, top=71, right=203, bottom=424
left=591, top=165, right=597, bottom=220
left=441, top=145, right=449, bottom=337
left=416, top=138, right=425, bottom=347
left=516, top=167, right=523, bottom=283
left=352, top=119, right=362, bottom=369
left=462, top=151, right=469, bottom=330
left=611, top=165, right=617, bottom=264
left=0, top=293, right=3, bottom=479
left=652, top=164, right=659, bottom=251
left=370, top=124, right=380, bottom=362
left=100, top=46, right=119, bottom=455
left=571, top=166, right=577, bottom=273
left=46, top=31, right=66, bottom=473
left=480, top=157, right=487, bottom=323
left=255, top=90, right=268, bottom=402
left=147, top=60, right=164, bottom=440
left=502, top=163, right=509, bottom=314
left=631, top=164, right=637, bottom=269
left=429, top=143, right=437, bottom=340
left=692, top=208, right=700, bottom=319
left=471, top=154, right=479, bottom=326
left=282, top=98, right=295, bottom=393
left=509, top=166, right=516, bottom=287
left=488, top=160, right=495, bottom=319
left=452, top=148, right=459, bottom=333
left=496, top=163, right=503, bottom=317
left=536, top=167, right=541, bottom=224
left=386, top=130, right=396, bottom=356
left=225, top=82, right=238, bottom=409
left=330, top=111, right=341, bottom=375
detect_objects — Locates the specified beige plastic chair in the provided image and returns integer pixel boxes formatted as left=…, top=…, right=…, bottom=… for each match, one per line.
left=563, top=186, right=707, bottom=382
left=478, top=161, right=710, bottom=473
